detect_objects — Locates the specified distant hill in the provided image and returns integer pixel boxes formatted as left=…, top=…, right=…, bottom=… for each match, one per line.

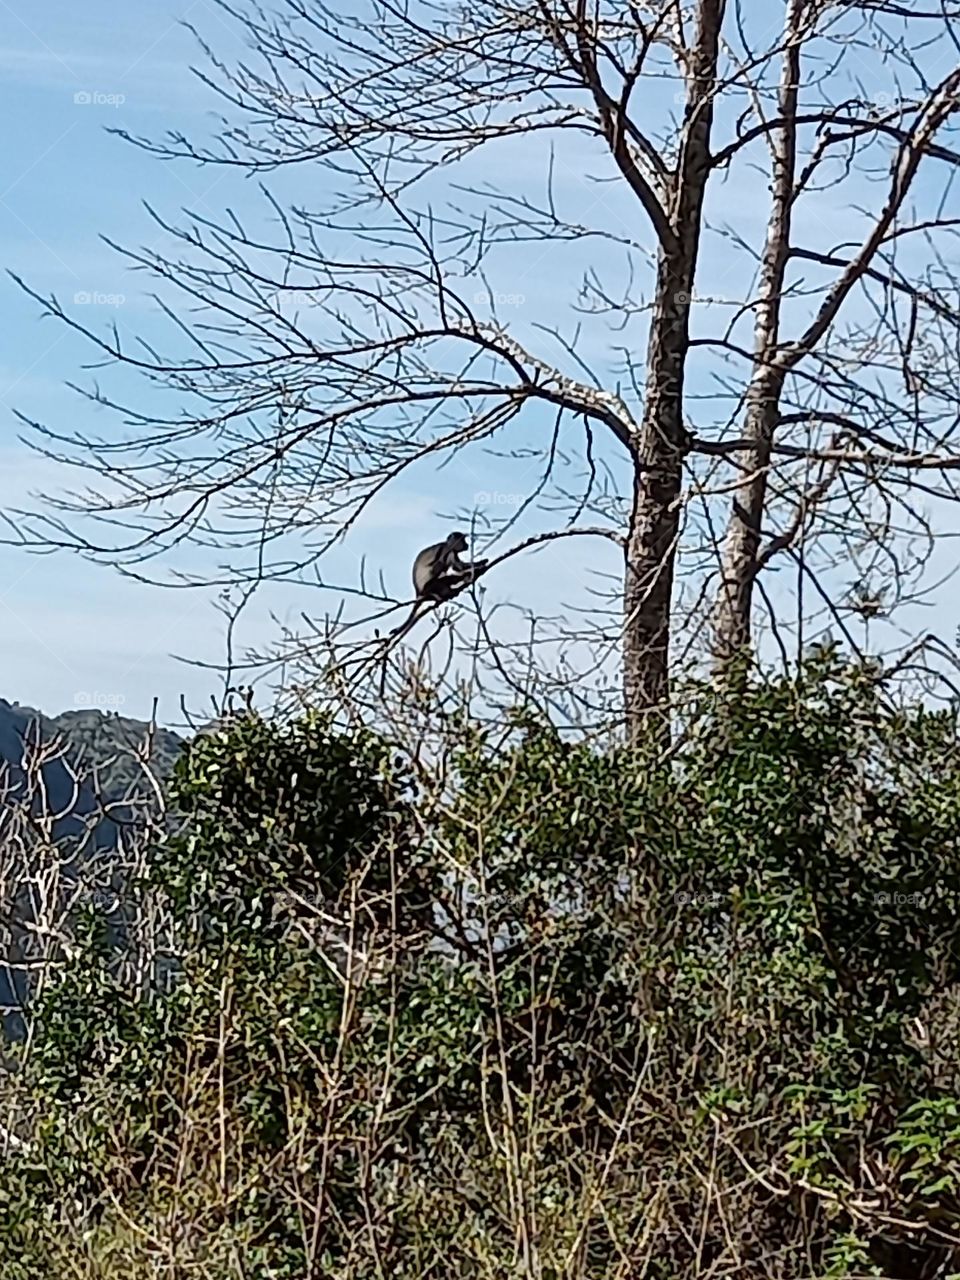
left=0, top=699, right=184, bottom=1040
left=0, top=698, right=182, bottom=825
left=47, top=706, right=183, bottom=805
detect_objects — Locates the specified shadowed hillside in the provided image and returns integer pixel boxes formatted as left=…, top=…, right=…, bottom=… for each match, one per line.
left=0, top=699, right=183, bottom=1040
left=0, top=700, right=182, bottom=814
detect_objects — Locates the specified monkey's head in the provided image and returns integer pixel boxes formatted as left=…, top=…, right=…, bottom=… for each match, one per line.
left=446, top=531, right=469, bottom=552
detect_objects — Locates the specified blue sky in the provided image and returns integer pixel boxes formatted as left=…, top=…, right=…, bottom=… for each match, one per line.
left=0, top=0, right=621, bottom=725
left=1, top=1, right=958, bottom=727
left=0, top=1, right=255, bottom=722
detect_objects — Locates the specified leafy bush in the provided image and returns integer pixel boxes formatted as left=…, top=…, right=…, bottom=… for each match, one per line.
left=3, top=663, right=960, bottom=1277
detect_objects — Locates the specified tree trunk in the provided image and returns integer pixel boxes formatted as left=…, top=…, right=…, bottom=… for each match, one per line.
left=711, top=376, right=784, bottom=670
left=711, top=0, right=799, bottom=672
left=623, top=266, right=690, bottom=748
left=622, top=0, right=724, bottom=746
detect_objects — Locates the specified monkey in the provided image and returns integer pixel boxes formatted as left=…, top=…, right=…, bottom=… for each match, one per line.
left=413, top=531, right=484, bottom=600
left=389, top=532, right=487, bottom=638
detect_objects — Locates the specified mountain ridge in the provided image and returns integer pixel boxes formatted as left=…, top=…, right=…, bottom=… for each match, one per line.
left=0, top=698, right=185, bottom=1038
left=0, top=697, right=182, bottom=809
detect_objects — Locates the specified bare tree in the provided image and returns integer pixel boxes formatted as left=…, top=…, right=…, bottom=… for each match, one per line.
left=12, top=0, right=960, bottom=741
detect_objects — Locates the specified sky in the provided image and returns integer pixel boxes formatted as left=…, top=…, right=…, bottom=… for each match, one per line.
left=1, top=0, right=958, bottom=728
left=0, top=0, right=619, bottom=727
left=0, top=1, right=258, bottom=724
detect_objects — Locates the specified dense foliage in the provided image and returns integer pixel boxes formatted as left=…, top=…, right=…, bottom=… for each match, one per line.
left=2, top=659, right=960, bottom=1278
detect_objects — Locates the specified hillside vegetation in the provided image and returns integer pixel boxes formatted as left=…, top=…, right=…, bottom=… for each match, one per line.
left=1, top=658, right=959, bottom=1278
left=0, top=699, right=182, bottom=810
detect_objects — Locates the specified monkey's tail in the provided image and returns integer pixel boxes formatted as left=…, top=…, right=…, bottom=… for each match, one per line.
left=388, top=602, right=422, bottom=639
